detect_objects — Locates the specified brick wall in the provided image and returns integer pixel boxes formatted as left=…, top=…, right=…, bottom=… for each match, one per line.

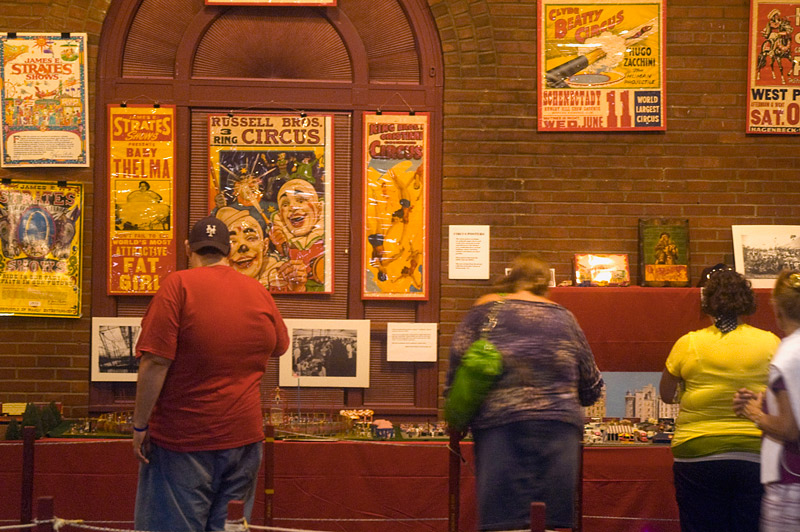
left=0, top=0, right=798, bottom=418
left=0, top=0, right=108, bottom=417
left=431, top=0, right=800, bottom=387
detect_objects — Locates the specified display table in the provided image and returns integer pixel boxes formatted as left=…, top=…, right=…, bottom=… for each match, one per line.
left=549, top=287, right=780, bottom=371
left=0, top=439, right=679, bottom=532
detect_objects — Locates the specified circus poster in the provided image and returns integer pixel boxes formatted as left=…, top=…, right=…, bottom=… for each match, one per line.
left=208, top=113, right=333, bottom=293
left=108, top=105, right=176, bottom=295
left=206, top=0, right=335, bottom=4
left=538, top=0, right=666, bottom=131
left=362, top=113, right=429, bottom=300
left=0, top=180, right=83, bottom=317
left=1, top=33, right=89, bottom=167
left=746, top=1, right=800, bottom=134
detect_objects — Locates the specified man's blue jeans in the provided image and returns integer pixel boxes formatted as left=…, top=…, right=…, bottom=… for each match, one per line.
left=134, top=441, right=262, bottom=532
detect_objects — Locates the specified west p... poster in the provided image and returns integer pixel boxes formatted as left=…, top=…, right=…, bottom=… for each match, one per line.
left=108, top=105, right=176, bottom=295
left=0, top=181, right=83, bottom=317
left=538, top=0, right=666, bottom=131
left=1, top=33, right=89, bottom=167
left=208, top=113, right=333, bottom=293
left=362, top=113, right=428, bottom=300
left=747, top=1, right=800, bottom=134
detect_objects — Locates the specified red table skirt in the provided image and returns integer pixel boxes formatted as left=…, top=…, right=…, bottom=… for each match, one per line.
left=549, top=287, right=779, bottom=371
left=0, top=439, right=678, bottom=532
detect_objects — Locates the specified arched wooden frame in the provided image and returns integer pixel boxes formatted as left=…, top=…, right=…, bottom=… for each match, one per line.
left=91, top=0, right=444, bottom=417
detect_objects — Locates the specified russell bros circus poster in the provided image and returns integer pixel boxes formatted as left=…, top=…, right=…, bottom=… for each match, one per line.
left=538, top=0, right=666, bottom=132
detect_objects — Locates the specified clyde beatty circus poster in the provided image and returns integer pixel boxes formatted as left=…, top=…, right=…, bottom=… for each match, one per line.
left=747, top=1, right=800, bottom=134
left=1, top=33, right=89, bottom=167
left=108, top=105, right=176, bottom=295
left=362, top=113, right=429, bottom=300
left=0, top=181, right=83, bottom=317
left=538, top=0, right=666, bottom=132
left=208, top=113, right=333, bottom=293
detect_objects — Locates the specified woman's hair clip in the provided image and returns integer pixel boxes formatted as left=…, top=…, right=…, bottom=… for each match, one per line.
left=788, top=272, right=800, bottom=290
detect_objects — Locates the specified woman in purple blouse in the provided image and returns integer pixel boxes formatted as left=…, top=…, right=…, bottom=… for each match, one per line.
left=447, top=252, right=604, bottom=531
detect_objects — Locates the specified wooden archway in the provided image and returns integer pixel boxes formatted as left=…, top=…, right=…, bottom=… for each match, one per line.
left=91, top=0, right=444, bottom=417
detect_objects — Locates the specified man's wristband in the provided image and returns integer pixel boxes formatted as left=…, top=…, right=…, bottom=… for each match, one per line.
left=133, top=424, right=149, bottom=432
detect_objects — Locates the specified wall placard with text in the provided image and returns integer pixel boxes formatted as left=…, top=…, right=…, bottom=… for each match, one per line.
left=1, top=33, right=89, bottom=167
left=746, top=1, right=800, bottom=134
left=0, top=181, right=83, bottom=317
left=362, top=113, right=429, bottom=300
left=538, top=0, right=666, bottom=131
left=107, top=105, right=176, bottom=295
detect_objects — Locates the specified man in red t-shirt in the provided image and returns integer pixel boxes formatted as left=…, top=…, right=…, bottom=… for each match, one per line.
left=132, top=216, right=289, bottom=532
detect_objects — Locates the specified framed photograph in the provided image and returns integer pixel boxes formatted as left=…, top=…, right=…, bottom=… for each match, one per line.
left=732, top=225, right=800, bottom=288
left=574, top=253, right=630, bottom=286
left=638, top=218, right=690, bottom=287
left=91, top=317, right=142, bottom=382
left=279, top=319, right=370, bottom=387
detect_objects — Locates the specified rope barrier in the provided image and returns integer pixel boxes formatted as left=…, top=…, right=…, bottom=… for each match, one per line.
left=0, top=523, right=37, bottom=530
left=8, top=434, right=680, bottom=532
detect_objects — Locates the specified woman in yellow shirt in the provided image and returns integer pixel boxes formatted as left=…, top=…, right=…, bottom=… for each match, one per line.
left=660, top=267, right=780, bottom=532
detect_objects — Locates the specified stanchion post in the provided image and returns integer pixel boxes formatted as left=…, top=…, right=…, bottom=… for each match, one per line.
left=263, top=424, right=275, bottom=526
left=575, top=442, right=583, bottom=532
left=34, top=497, right=54, bottom=532
left=224, top=500, right=245, bottom=532
left=20, top=426, right=36, bottom=524
left=448, top=430, right=461, bottom=532
left=530, top=502, right=546, bottom=532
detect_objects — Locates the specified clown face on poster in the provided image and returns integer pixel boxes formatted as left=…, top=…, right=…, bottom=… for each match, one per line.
left=538, top=0, right=666, bottom=132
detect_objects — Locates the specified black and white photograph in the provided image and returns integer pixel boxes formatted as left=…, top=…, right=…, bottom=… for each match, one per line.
left=279, top=319, right=370, bottom=388
left=91, top=317, right=142, bottom=382
left=733, top=225, right=800, bottom=288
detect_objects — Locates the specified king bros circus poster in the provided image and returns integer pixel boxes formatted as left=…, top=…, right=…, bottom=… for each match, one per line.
left=362, top=113, right=429, bottom=300
left=107, top=105, right=176, bottom=295
left=747, top=1, right=800, bottom=134
left=538, top=0, right=666, bottom=132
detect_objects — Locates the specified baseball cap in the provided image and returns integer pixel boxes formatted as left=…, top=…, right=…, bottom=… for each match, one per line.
left=188, top=216, right=230, bottom=255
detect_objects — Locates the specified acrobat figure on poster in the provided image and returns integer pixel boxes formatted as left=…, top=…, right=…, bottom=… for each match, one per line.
left=366, top=178, right=406, bottom=282
left=757, top=9, right=794, bottom=84
left=395, top=244, right=423, bottom=292
left=366, top=164, right=424, bottom=285
left=294, top=154, right=323, bottom=184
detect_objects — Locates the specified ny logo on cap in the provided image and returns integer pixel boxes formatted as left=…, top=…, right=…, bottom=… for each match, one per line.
left=206, top=224, right=217, bottom=237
